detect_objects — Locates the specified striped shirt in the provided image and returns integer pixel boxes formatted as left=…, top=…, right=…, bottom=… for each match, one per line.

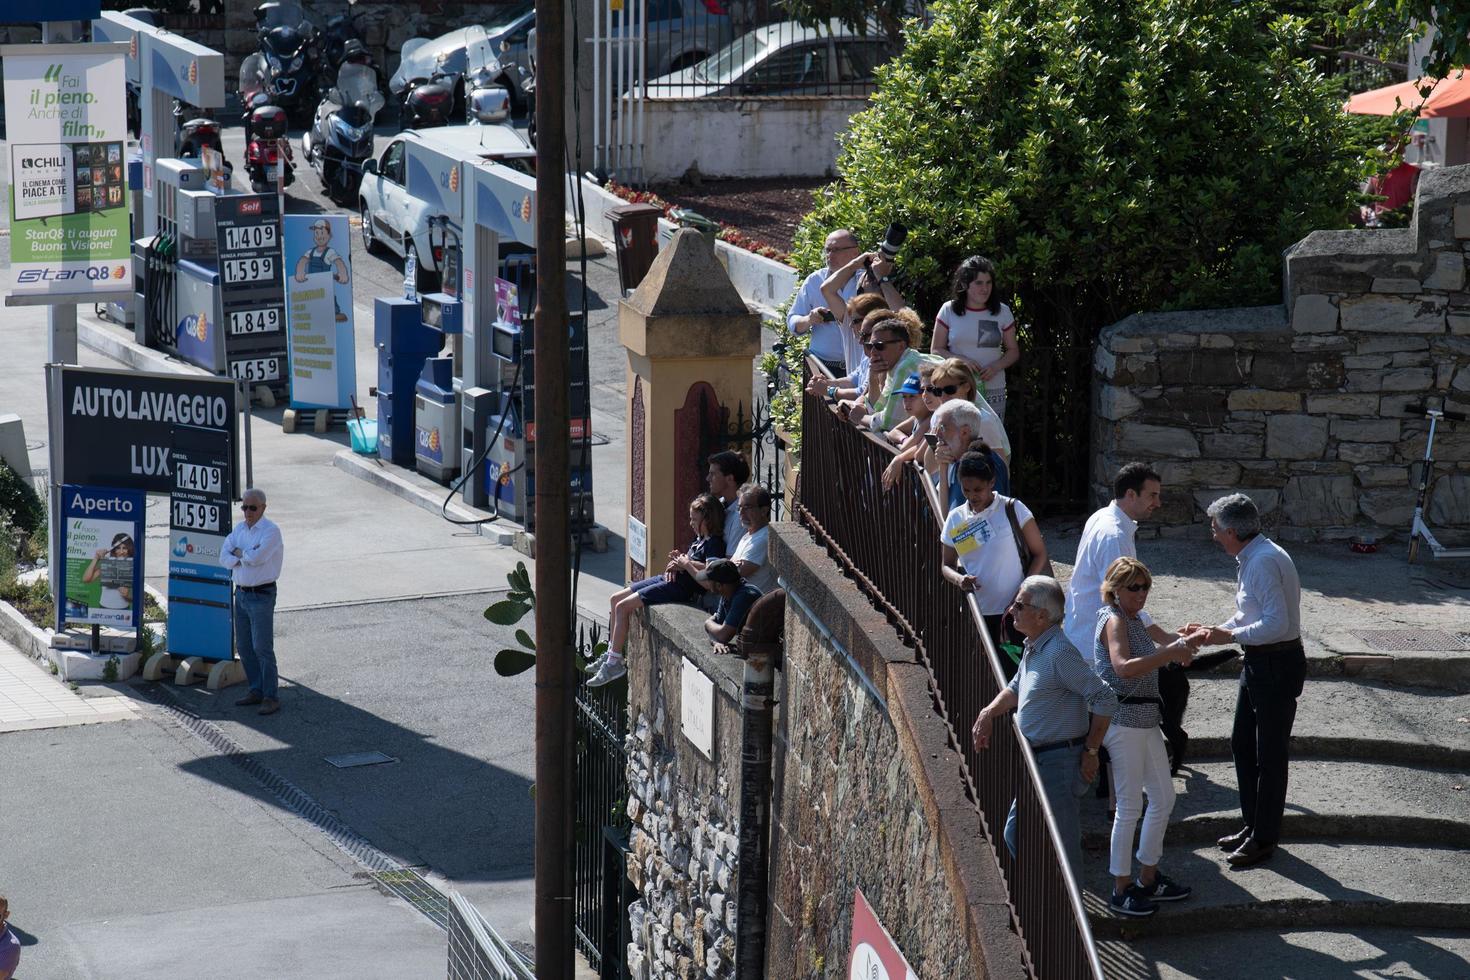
left=1006, top=624, right=1118, bottom=746
left=1093, top=605, right=1162, bottom=729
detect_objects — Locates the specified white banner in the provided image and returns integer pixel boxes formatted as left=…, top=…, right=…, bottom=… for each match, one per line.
left=2, top=46, right=131, bottom=300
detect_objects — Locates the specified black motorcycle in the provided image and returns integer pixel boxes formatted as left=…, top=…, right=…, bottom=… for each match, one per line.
left=173, top=100, right=231, bottom=179
left=302, top=64, right=384, bottom=205
left=254, top=1, right=320, bottom=126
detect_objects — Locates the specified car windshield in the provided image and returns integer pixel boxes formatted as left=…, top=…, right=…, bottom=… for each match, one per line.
left=259, top=2, right=308, bottom=31
left=484, top=0, right=534, bottom=35
left=694, top=32, right=768, bottom=84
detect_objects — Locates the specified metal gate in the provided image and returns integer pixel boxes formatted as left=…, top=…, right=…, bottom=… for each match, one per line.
left=1004, top=345, right=1094, bottom=516
left=573, top=624, right=633, bottom=976
left=693, top=391, right=786, bottom=520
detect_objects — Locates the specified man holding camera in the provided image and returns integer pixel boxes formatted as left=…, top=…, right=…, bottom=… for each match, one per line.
left=789, top=229, right=864, bottom=375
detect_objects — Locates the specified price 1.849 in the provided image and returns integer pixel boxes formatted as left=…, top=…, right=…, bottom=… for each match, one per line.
left=171, top=499, right=220, bottom=533
left=222, top=256, right=275, bottom=285
left=229, top=308, right=281, bottom=335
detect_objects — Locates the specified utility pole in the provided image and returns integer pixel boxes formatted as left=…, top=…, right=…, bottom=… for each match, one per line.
left=532, top=0, right=573, bottom=971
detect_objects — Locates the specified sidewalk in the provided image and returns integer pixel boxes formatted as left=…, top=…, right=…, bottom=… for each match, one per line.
left=0, top=640, right=137, bottom=732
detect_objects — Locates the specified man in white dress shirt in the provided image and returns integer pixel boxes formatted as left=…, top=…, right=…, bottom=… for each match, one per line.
left=1191, top=493, right=1304, bottom=869
left=1063, top=463, right=1161, bottom=660
left=220, top=488, right=286, bottom=715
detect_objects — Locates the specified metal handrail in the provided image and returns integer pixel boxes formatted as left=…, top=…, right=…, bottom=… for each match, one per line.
left=798, top=355, right=1103, bottom=979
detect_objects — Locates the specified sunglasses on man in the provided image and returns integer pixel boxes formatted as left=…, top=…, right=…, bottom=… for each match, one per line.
left=923, top=383, right=961, bottom=396
left=242, top=504, right=261, bottom=512
left=863, top=340, right=898, bottom=351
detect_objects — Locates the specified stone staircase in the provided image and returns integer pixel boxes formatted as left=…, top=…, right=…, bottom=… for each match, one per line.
left=1075, top=672, right=1470, bottom=978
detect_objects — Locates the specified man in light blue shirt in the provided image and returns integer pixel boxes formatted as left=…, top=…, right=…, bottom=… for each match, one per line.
left=972, top=576, right=1117, bottom=881
left=1192, top=493, right=1304, bottom=869
left=788, top=228, right=861, bottom=374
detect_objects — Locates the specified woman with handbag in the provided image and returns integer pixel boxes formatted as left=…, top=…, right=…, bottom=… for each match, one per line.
left=939, top=451, right=1049, bottom=676
left=1094, top=556, right=1201, bottom=918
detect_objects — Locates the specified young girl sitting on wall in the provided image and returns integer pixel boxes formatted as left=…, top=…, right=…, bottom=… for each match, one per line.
left=587, top=493, right=728, bottom=687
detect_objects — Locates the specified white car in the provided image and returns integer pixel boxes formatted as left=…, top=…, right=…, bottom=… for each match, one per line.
left=358, top=125, right=535, bottom=291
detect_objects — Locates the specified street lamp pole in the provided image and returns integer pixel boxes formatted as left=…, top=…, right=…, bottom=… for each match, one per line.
left=532, top=0, right=573, bottom=973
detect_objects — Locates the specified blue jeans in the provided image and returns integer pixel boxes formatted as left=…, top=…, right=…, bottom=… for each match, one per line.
left=235, top=588, right=278, bottom=699
left=1004, top=743, right=1088, bottom=882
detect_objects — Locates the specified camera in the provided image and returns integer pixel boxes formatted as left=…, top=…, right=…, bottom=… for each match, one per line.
left=877, top=222, right=908, bottom=259
left=818, top=309, right=836, bottom=322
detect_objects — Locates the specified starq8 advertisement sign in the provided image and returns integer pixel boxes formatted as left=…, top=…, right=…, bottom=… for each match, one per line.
left=1, top=45, right=131, bottom=300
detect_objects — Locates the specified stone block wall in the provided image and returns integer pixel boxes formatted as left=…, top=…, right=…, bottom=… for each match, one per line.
left=619, top=526, right=1026, bottom=978
left=623, top=604, right=745, bottom=980
left=1092, top=165, right=1470, bottom=541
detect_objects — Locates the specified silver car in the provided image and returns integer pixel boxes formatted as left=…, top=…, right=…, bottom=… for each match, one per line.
left=641, top=19, right=895, bottom=97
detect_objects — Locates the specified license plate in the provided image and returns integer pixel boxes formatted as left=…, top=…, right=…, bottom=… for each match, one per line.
left=229, top=357, right=280, bottom=383
left=266, top=164, right=280, bottom=180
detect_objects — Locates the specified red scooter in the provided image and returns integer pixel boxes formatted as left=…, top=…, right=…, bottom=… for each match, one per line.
left=245, top=104, right=295, bottom=194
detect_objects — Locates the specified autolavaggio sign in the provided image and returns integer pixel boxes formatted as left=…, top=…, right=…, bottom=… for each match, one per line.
left=2, top=45, right=131, bottom=300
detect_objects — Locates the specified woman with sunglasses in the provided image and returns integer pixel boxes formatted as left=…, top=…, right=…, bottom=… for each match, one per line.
left=882, top=357, right=974, bottom=489
left=1094, top=556, right=1200, bottom=918
left=931, top=255, right=1021, bottom=419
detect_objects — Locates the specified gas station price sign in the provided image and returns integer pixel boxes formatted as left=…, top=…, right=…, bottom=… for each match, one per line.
left=167, top=425, right=235, bottom=663
left=215, top=193, right=287, bottom=388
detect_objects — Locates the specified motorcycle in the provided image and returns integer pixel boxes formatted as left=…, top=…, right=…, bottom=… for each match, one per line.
left=464, top=26, right=511, bottom=126
left=394, top=38, right=455, bottom=129
left=302, top=63, right=384, bottom=206
left=254, top=1, right=320, bottom=126
left=244, top=103, right=294, bottom=194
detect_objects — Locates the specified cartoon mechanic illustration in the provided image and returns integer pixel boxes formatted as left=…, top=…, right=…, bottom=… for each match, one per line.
left=294, top=218, right=350, bottom=322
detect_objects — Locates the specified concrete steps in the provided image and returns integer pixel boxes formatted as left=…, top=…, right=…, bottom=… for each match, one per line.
left=1074, top=671, right=1470, bottom=975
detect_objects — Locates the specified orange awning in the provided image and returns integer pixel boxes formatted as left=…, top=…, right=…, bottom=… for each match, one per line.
left=1345, top=71, right=1470, bottom=117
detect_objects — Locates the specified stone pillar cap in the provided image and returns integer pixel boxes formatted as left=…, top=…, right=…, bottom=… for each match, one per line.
left=627, top=228, right=750, bottom=317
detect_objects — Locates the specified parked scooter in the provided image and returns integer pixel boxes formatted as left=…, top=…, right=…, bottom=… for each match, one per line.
left=394, top=38, right=455, bottom=129
left=244, top=103, right=294, bottom=194
left=464, top=26, right=512, bottom=126
left=254, top=1, right=320, bottom=126
left=302, top=64, right=384, bottom=205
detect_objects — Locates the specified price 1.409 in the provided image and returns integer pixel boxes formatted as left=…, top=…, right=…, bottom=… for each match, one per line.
left=224, top=224, right=278, bottom=251
left=175, top=461, right=222, bottom=494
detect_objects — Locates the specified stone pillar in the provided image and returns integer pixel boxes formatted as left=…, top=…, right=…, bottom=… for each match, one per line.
left=620, top=229, right=761, bottom=581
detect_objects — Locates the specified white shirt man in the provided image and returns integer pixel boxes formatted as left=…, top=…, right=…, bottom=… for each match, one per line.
left=220, top=488, right=285, bottom=714
left=1063, top=464, right=1162, bottom=661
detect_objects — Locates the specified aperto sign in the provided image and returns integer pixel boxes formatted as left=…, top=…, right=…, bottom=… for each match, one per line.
left=49, top=365, right=239, bottom=496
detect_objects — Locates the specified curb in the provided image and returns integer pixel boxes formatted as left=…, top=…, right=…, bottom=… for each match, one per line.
left=1083, top=812, right=1470, bottom=851
left=77, top=318, right=210, bottom=377
left=1089, top=896, right=1470, bottom=941
left=331, top=450, right=517, bottom=547
left=1177, top=735, right=1470, bottom=770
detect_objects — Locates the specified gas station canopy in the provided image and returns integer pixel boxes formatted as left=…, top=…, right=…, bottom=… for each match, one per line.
left=1345, top=71, right=1470, bottom=117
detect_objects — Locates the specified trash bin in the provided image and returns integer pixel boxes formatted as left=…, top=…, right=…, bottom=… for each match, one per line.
left=605, top=202, right=663, bottom=294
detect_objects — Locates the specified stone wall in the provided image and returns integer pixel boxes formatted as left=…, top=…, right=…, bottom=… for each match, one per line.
left=620, top=526, right=1026, bottom=978
left=623, top=603, right=745, bottom=980
left=1092, top=164, right=1470, bottom=541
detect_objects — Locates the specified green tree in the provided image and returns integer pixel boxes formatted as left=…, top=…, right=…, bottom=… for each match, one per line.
left=793, top=0, right=1366, bottom=339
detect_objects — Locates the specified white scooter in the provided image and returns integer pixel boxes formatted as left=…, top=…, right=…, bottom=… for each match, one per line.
left=1407, top=400, right=1470, bottom=562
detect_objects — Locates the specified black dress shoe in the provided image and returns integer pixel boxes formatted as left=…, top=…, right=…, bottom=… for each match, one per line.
left=235, top=691, right=264, bottom=707
left=1217, top=827, right=1251, bottom=852
left=257, top=698, right=280, bottom=716
left=1227, top=839, right=1276, bottom=868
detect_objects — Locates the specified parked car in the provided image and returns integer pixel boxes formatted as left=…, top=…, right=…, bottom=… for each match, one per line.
left=641, top=19, right=895, bottom=97
left=358, top=125, right=535, bottom=292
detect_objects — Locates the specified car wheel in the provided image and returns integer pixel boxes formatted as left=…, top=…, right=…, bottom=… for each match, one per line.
left=405, top=240, right=440, bottom=294
left=361, top=201, right=383, bottom=255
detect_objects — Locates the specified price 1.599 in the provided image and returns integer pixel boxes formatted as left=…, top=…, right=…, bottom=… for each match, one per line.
left=222, top=256, right=275, bottom=285
left=171, top=499, right=220, bottom=533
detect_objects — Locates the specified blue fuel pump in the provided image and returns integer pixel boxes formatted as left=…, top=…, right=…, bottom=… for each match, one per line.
left=374, top=297, right=442, bottom=467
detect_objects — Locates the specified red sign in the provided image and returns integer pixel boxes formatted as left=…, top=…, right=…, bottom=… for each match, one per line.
left=848, top=889, right=917, bottom=980
left=239, top=198, right=262, bottom=215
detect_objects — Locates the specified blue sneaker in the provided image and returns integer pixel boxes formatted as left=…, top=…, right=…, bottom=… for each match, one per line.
left=1109, top=885, right=1158, bottom=918
left=1134, top=872, right=1191, bottom=902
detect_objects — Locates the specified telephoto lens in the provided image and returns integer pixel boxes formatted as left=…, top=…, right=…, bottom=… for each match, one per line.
left=878, top=222, right=908, bottom=258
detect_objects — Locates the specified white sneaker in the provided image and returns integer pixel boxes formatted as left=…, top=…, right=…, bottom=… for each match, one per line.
left=583, top=652, right=608, bottom=674
left=586, top=656, right=627, bottom=688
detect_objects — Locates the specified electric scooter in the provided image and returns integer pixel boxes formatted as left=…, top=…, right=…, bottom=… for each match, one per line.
left=1407, top=400, right=1470, bottom=562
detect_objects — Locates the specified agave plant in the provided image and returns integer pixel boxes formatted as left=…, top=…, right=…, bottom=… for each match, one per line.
left=484, top=562, right=605, bottom=677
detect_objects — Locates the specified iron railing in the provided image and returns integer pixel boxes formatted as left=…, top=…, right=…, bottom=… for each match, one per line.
left=573, top=623, right=633, bottom=976
left=446, top=890, right=537, bottom=980
left=798, top=357, right=1103, bottom=979
left=697, top=394, right=786, bottom=521
left=1003, top=344, right=1094, bottom=517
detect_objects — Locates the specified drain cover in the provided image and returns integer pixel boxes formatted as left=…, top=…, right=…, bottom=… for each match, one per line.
left=1352, top=629, right=1470, bottom=652
left=325, top=750, right=398, bottom=769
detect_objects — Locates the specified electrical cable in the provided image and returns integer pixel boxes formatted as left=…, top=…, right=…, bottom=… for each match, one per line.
left=567, top=0, right=594, bottom=626
left=439, top=353, right=524, bottom=526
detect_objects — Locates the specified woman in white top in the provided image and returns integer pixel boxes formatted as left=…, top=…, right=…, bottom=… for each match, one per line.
left=930, top=255, right=1021, bottom=419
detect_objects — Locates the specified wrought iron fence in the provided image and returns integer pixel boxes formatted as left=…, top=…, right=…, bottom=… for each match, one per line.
left=797, top=357, right=1103, bottom=979
left=573, top=624, right=633, bottom=976
left=1311, top=43, right=1408, bottom=94
left=696, top=393, right=786, bottom=521
left=1004, top=344, right=1095, bottom=517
